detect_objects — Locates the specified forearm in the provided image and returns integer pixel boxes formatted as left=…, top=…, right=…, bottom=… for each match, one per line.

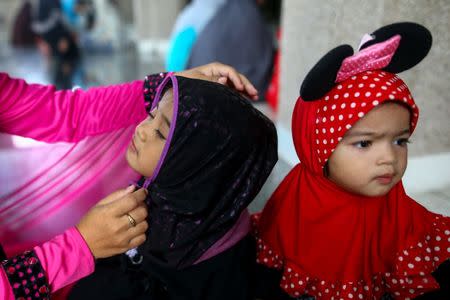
left=0, top=72, right=168, bottom=142
left=1, top=227, right=94, bottom=298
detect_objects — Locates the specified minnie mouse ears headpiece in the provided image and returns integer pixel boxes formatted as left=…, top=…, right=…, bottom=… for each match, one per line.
left=300, top=22, right=432, bottom=101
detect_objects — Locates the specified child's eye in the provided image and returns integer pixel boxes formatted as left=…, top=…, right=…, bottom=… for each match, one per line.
left=155, top=129, right=166, bottom=140
left=149, top=112, right=156, bottom=119
left=394, top=138, right=410, bottom=146
left=354, top=140, right=372, bottom=148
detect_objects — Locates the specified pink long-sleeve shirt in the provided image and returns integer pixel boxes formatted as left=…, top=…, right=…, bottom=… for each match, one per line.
left=0, top=72, right=147, bottom=298
left=0, top=72, right=146, bottom=143
left=0, top=228, right=94, bottom=299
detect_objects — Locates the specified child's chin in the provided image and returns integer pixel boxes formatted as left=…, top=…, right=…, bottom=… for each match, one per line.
left=363, top=187, right=393, bottom=198
left=125, top=152, right=138, bottom=172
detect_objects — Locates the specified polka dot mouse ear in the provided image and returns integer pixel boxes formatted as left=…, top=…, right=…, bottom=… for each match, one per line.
left=359, top=22, right=432, bottom=74
left=300, top=22, right=432, bottom=102
left=300, top=45, right=354, bottom=101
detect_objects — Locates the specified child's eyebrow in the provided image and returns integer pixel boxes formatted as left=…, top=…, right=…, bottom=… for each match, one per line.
left=345, top=128, right=410, bottom=138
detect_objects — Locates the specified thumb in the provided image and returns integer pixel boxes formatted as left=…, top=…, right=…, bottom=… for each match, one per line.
left=111, top=188, right=148, bottom=216
left=132, top=188, right=148, bottom=204
left=217, top=77, right=228, bottom=85
left=97, top=185, right=136, bottom=205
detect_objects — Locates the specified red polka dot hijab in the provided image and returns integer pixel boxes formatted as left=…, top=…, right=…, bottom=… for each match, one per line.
left=253, top=23, right=450, bottom=299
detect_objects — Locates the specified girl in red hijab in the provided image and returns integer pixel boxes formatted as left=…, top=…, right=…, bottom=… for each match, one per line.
left=253, top=22, right=449, bottom=300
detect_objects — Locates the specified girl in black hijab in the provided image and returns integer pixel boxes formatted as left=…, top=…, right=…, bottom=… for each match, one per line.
left=70, top=72, right=277, bottom=300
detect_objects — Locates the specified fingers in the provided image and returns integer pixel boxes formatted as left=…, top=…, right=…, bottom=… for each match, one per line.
left=128, top=234, right=147, bottom=249
left=179, top=62, right=259, bottom=100
left=97, top=185, right=136, bottom=205
left=133, top=188, right=148, bottom=202
left=111, top=188, right=148, bottom=216
left=120, top=222, right=148, bottom=251
left=210, top=62, right=259, bottom=100
left=238, top=74, right=259, bottom=100
left=217, top=76, right=228, bottom=85
left=218, top=67, right=244, bottom=90
left=128, top=219, right=149, bottom=236
left=124, top=204, right=148, bottom=224
left=110, top=216, right=148, bottom=254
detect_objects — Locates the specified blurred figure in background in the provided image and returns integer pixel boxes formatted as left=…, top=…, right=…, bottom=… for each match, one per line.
left=30, top=0, right=81, bottom=89
left=186, top=0, right=275, bottom=97
left=10, top=0, right=37, bottom=48
left=61, top=0, right=96, bottom=32
left=166, top=0, right=275, bottom=97
left=165, top=0, right=226, bottom=72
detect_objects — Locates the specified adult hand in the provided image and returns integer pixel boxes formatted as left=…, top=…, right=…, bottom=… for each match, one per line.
left=76, top=186, right=148, bottom=259
left=175, top=62, right=259, bottom=100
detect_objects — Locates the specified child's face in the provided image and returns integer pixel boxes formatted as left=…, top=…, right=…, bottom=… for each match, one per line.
left=327, top=103, right=411, bottom=197
left=126, top=90, right=173, bottom=177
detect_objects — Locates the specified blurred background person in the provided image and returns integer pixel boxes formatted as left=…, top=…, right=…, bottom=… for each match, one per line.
left=10, top=0, right=37, bottom=48
left=30, top=0, right=82, bottom=89
left=186, top=0, right=275, bottom=98
left=165, top=0, right=226, bottom=72
left=166, top=0, right=277, bottom=99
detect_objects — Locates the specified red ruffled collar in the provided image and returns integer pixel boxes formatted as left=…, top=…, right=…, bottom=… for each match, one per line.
left=253, top=213, right=449, bottom=299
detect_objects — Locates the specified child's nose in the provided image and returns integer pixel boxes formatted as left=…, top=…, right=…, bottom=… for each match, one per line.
left=377, top=144, right=396, bottom=165
left=135, top=121, right=148, bottom=142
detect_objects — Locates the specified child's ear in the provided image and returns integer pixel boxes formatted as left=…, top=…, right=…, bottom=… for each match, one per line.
left=300, top=45, right=354, bottom=101
left=359, top=22, right=432, bottom=74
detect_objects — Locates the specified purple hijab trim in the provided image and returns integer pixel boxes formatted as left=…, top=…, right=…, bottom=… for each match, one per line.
left=143, top=73, right=179, bottom=188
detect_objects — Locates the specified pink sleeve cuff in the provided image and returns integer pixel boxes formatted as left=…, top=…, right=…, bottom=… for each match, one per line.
left=0, top=268, right=14, bottom=300
left=34, top=227, right=95, bottom=292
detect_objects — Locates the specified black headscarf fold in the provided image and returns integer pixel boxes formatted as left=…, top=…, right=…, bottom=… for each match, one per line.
left=140, top=76, right=277, bottom=269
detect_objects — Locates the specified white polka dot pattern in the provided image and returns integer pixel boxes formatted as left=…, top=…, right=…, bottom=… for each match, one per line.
left=252, top=213, right=450, bottom=300
left=313, top=70, right=418, bottom=166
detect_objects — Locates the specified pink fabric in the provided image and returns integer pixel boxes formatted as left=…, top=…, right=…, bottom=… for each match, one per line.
left=194, top=209, right=251, bottom=264
left=0, top=266, right=14, bottom=300
left=336, top=35, right=401, bottom=83
left=34, top=227, right=94, bottom=292
left=0, top=73, right=146, bottom=256
left=0, top=73, right=146, bottom=143
left=0, top=227, right=94, bottom=299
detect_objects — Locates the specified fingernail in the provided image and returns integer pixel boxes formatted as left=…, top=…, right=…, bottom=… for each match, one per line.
left=125, top=185, right=135, bottom=193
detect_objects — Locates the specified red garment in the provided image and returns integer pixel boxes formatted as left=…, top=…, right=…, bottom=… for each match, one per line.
left=253, top=70, right=450, bottom=299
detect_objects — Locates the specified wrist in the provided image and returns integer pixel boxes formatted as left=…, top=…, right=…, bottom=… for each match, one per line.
left=75, top=223, right=96, bottom=258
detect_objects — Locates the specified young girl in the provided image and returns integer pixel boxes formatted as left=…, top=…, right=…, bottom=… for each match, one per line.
left=253, top=22, right=449, bottom=300
left=68, top=72, right=278, bottom=299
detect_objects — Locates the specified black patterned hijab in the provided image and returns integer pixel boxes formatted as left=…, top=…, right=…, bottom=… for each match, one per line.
left=139, top=75, right=277, bottom=269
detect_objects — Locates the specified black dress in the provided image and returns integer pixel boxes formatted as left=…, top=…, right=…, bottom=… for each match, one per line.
left=69, top=235, right=257, bottom=300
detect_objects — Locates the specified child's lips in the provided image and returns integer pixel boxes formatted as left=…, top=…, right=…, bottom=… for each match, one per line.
left=129, top=138, right=138, bottom=153
left=375, top=174, right=394, bottom=185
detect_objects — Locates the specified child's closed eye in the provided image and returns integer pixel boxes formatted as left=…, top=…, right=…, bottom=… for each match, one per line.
left=155, top=129, right=166, bottom=140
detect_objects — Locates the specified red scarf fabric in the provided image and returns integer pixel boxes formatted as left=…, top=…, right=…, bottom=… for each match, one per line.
left=253, top=70, right=450, bottom=299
